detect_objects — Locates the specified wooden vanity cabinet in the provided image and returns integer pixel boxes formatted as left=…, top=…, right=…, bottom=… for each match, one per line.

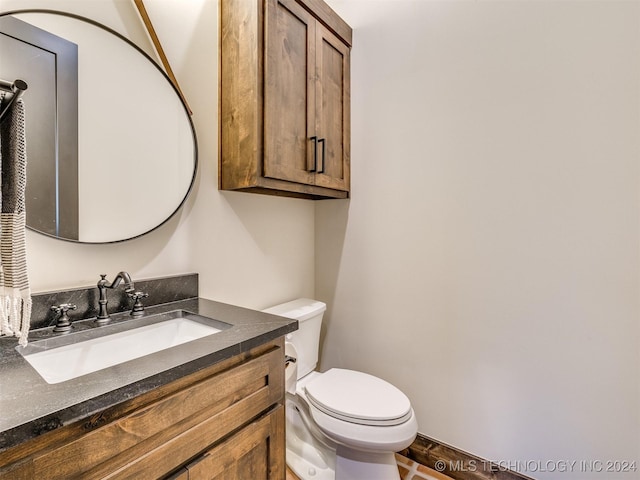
left=0, top=339, right=285, bottom=480
left=220, top=0, right=352, bottom=199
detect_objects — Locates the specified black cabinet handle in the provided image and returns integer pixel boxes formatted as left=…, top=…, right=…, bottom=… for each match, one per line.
left=318, top=138, right=325, bottom=174
left=309, top=136, right=318, bottom=172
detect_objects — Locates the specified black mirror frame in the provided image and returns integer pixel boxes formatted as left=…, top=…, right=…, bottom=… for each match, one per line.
left=0, top=9, right=198, bottom=244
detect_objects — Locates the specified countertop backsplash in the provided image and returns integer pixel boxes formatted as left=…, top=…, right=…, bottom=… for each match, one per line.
left=29, top=273, right=199, bottom=330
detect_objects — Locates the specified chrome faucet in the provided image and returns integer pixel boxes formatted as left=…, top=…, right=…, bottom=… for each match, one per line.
left=96, top=272, right=135, bottom=325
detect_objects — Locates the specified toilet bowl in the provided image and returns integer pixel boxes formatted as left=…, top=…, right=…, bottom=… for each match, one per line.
left=263, top=298, right=418, bottom=480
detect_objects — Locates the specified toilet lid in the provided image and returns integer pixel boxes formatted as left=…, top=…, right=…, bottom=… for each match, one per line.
left=304, top=368, right=412, bottom=426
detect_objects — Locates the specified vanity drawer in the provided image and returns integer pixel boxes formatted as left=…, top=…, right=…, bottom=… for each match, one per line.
left=2, top=341, right=284, bottom=480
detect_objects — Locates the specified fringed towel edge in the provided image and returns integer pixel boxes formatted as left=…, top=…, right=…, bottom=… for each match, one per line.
left=0, top=288, right=32, bottom=346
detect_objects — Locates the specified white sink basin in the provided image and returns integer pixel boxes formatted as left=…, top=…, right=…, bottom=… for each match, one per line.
left=20, top=312, right=227, bottom=384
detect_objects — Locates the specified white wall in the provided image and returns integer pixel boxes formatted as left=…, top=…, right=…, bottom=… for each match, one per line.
left=0, top=0, right=315, bottom=309
left=317, top=1, right=640, bottom=479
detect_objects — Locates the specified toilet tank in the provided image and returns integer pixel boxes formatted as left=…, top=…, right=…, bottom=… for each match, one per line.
left=263, top=298, right=326, bottom=379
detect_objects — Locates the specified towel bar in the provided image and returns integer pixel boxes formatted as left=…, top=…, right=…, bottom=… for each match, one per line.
left=0, top=78, right=28, bottom=122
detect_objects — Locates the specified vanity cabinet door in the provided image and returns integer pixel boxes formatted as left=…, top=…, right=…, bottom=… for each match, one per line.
left=186, top=406, right=285, bottom=480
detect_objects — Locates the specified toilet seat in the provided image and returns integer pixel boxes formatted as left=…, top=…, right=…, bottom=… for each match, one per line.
left=307, top=397, right=418, bottom=453
left=304, top=368, right=412, bottom=426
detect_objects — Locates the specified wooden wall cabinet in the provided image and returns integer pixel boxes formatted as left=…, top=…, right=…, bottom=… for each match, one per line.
left=0, top=339, right=285, bottom=480
left=220, top=0, right=352, bottom=199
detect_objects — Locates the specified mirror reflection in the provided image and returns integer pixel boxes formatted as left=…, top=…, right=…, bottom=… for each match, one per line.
left=0, top=11, right=196, bottom=243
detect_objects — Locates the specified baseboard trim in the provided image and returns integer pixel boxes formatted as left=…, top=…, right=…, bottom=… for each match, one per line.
left=400, top=434, right=536, bottom=480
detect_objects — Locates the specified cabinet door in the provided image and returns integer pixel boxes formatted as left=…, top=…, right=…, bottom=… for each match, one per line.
left=315, top=23, right=350, bottom=191
left=264, top=0, right=317, bottom=185
left=186, top=406, right=285, bottom=480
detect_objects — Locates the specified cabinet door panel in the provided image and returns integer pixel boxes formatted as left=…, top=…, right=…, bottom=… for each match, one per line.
left=315, top=23, right=350, bottom=191
left=186, top=406, right=284, bottom=480
left=264, top=0, right=316, bottom=185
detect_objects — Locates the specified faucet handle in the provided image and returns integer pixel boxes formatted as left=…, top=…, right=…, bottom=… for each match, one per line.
left=51, top=303, right=77, bottom=333
left=51, top=303, right=77, bottom=313
left=127, top=291, right=148, bottom=317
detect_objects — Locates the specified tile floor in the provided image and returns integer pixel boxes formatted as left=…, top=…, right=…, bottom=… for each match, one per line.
left=285, top=454, right=454, bottom=480
left=395, top=453, right=455, bottom=480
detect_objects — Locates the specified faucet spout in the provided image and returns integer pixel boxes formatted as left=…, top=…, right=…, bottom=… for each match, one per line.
left=110, top=271, right=135, bottom=292
left=96, top=271, right=135, bottom=325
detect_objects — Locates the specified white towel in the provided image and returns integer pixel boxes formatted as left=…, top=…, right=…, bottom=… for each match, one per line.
left=0, top=93, right=32, bottom=346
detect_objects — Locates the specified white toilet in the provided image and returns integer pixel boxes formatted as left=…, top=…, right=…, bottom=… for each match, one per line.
left=263, top=298, right=418, bottom=480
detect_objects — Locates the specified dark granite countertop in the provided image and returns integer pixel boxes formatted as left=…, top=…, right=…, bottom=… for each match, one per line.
left=0, top=297, right=297, bottom=453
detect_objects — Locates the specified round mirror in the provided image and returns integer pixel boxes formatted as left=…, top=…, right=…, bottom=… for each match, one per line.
left=0, top=10, right=197, bottom=243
